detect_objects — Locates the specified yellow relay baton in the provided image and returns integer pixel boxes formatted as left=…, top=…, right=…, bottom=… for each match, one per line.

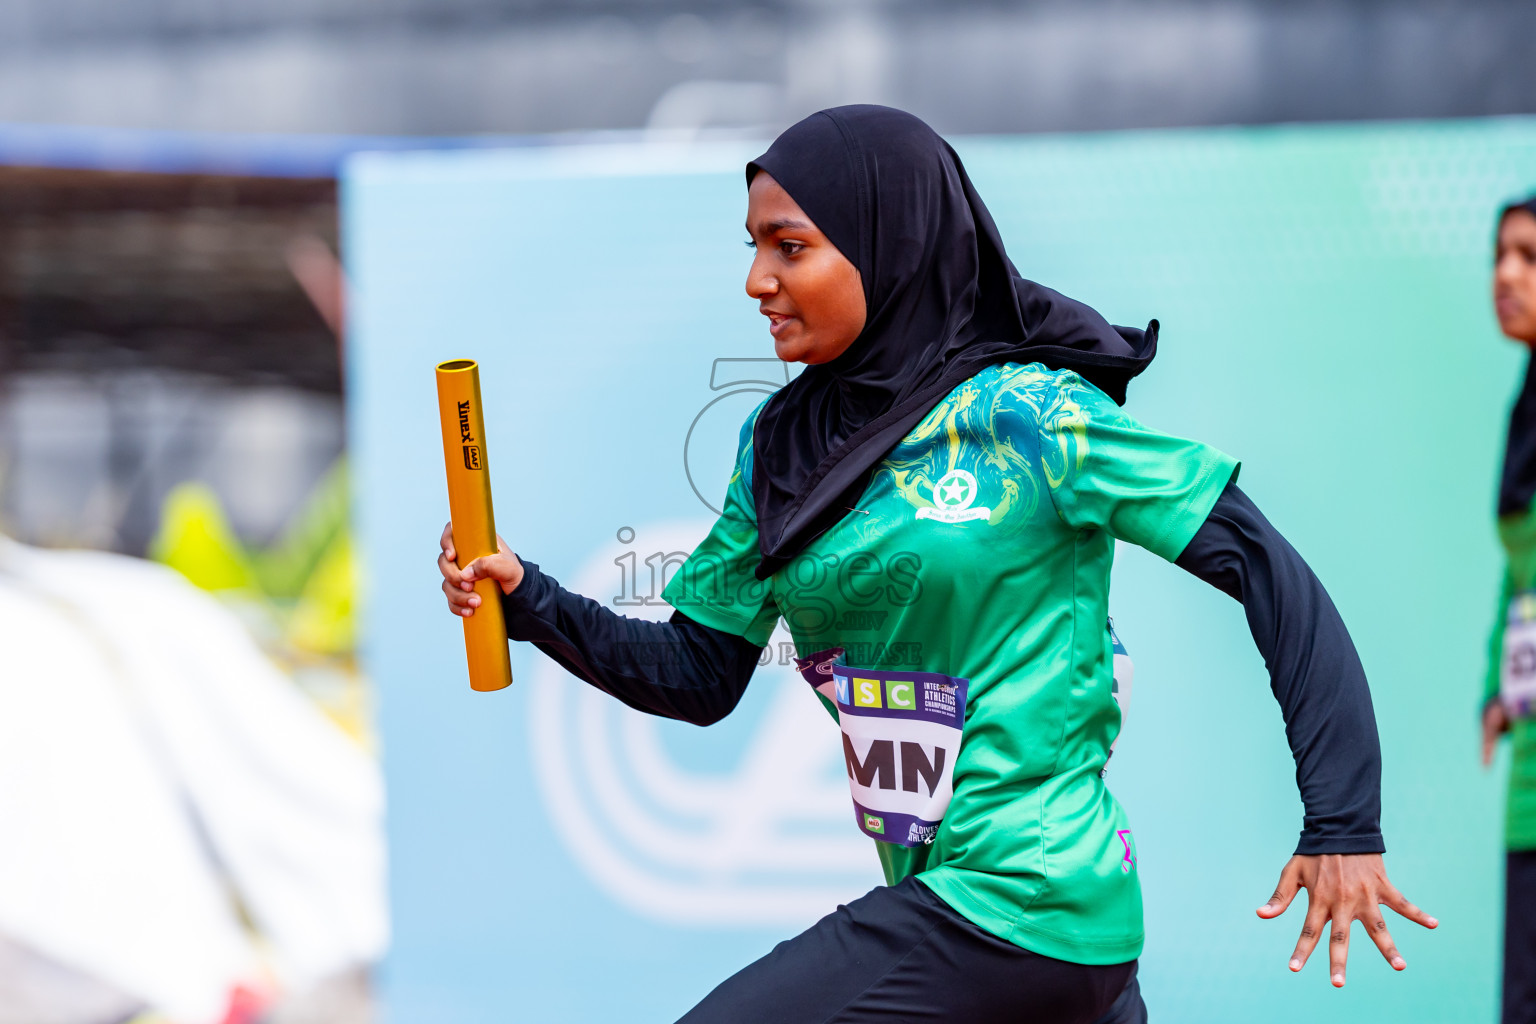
left=436, top=359, right=513, bottom=692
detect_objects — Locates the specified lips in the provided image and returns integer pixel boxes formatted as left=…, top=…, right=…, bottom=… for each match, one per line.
left=762, top=310, right=796, bottom=337
left=1498, top=296, right=1524, bottom=321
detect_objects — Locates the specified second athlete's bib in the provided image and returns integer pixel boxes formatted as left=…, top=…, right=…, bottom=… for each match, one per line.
left=1504, top=591, right=1536, bottom=717
left=799, top=649, right=969, bottom=847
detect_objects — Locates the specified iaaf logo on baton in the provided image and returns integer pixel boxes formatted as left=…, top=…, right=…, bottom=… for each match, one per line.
left=457, top=400, right=483, bottom=470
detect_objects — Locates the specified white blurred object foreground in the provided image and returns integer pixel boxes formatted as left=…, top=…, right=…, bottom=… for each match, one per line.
left=0, top=537, right=387, bottom=1023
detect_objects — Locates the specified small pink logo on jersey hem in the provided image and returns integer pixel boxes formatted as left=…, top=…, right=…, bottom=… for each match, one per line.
left=1117, top=830, right=1136, bottom=873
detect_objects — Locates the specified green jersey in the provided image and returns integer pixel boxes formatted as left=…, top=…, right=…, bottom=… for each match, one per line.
left=1484, top=504, right=1536, bottom=851
left=663, top=362, right=1238, bottom=965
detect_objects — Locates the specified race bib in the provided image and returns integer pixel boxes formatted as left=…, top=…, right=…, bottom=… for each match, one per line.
left=798, top=649, right=969, bottom=847
left=1503, top=591, right=1536, bottom=717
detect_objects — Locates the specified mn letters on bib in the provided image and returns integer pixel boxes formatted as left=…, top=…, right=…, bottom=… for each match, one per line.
left=799, top=650, right=969, bottom=847
left=1504, top=591, right=1536, bottom=717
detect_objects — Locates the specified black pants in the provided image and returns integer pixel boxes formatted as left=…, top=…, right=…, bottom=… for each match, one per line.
left=679, top=876, right=1142, bottom=1024
left=1507, top=851, right=1536, bottom=1024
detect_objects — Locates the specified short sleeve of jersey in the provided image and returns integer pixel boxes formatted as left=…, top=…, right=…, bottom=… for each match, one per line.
left=1039, top=377, right=1239, bottom=562
left=661, top=405, right=779, bottom=647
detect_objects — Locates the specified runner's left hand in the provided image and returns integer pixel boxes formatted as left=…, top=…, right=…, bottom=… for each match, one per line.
left=1256, top=853, right=1436, bottom=987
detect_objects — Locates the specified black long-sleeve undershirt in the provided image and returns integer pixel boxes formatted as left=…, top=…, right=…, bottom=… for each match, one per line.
left=501, top=559, right=762, bottom=726
left=1174, top=480, right=1384, bottom=855
left=502, top=481, right=1384, bottom=854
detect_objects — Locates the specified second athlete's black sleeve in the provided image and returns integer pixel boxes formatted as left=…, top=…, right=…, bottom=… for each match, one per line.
left=499, top=558, right=763, bottom=726
left=1175, top=480, right=1385, bottom=855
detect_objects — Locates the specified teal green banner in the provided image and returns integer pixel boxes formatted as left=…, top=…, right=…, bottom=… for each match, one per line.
left=346, top=117, right=1536, bottom=1022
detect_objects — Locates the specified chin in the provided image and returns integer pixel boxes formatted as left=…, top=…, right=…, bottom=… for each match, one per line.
left=1501, top=317, right=1536, bottom=346
left=774, top=336, right=813, bottom=364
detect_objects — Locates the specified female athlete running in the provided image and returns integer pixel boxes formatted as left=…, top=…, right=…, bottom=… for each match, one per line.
left=438, top=105, right=1435, bottom=1023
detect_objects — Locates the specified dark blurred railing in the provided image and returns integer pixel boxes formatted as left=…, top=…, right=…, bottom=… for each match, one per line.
left=0, top=0, right=1532, bottom=136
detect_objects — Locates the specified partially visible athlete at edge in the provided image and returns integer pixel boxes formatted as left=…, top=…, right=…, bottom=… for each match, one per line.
left=436, top=106, right=1436, bottom=1023
left=1481, top=195, right=1536, bottom=1024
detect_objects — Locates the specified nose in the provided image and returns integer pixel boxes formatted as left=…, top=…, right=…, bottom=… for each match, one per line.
left=745, top=251, right=777, bottom=300
left=1498, top=251, right=1521, bottom=288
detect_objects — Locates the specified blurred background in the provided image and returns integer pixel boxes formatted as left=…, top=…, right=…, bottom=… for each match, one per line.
left=7, top=0, right=1536, bottom=560
left=2, top=2, right=1534, bottom=1023
left=4, top=0, right=1536, bottom=137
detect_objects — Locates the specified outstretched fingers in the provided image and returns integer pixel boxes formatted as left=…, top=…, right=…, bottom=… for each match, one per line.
left=1265, top=854, right=1436, bottom=985
left=1383, top=885, right=1439, bottom=930
left=1257, top=863, right=1302, bottom=919
left=1289, top=904, right=1329, bottom=974
left=1364, top=914, right=1406, bottom=971
left=1328, top=918, right=1351, bottom=987
left=1364, top=882, right=1438, bottom=974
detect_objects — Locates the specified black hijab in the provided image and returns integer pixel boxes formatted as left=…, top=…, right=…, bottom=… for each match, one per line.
left=1499, top=196, right=1536, bottom=517
left=747, top=105, right=1156, bottom=578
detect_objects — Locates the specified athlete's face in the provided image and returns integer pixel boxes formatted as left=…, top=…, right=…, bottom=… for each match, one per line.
left=1496, top=210, right=1536, bottom=345
left=745, top=172, right=867, bottom=364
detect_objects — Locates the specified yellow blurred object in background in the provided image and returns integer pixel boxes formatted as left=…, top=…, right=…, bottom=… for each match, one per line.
left=287, top=531, right=357, bottom=658
left=147, top=484, right=256, bottom=593
left=147, top=463, right=370, bottom=746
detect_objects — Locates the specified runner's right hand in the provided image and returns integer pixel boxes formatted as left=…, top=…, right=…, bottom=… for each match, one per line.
left=439, top=521, right=524, bottom=617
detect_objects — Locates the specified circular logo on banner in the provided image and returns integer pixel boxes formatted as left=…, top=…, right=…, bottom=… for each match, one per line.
left=916, top=469, right=991, bottom=525
left=527, top=522, right=881, bottom=929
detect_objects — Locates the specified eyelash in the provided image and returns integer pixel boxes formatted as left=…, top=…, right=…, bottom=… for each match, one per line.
left=744, top=239, right=806, bottom=256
